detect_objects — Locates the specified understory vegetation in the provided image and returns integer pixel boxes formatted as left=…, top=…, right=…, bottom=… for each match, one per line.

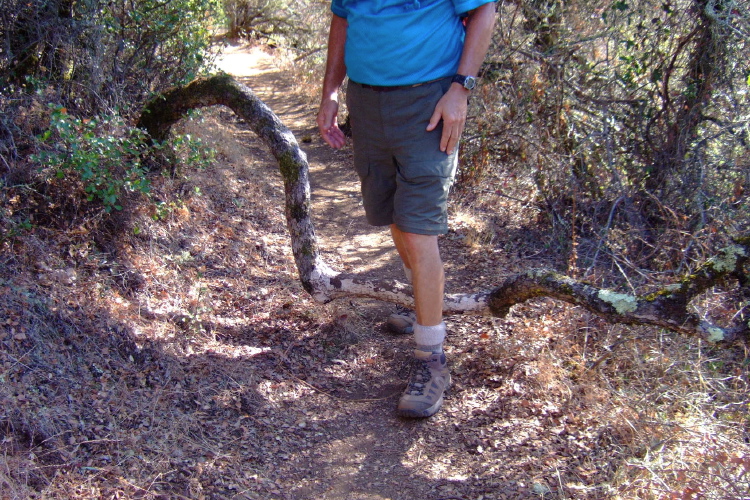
left=1, top=0, right=749, bottom=498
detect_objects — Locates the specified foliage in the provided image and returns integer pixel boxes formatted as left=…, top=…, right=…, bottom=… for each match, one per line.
left=220, top=0, right=328, bottom=46
left=33, top=106, right=151, bottom=212
left=0, top=0, right=219, bottom=119
left=170, top=132, right=217, bottom=172
left=0, top=0, right=220, bottom=228
left=220, top=0, right=331, bottom=89
left=222, top=0, right=294, bottom=39
left=29, top=105, right=216, bottom=215
left=461, top=0, right=750, bottom=282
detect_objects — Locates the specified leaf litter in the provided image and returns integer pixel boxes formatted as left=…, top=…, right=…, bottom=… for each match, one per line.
left=0, top=44, right=748, bottom=499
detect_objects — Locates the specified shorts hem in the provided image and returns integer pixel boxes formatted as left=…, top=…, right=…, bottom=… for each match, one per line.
left=366, top=214, right=394, bottom=227
left=394, top=222, right=448, bottom=236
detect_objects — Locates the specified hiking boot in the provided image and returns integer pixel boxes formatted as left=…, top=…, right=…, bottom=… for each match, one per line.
left=397, top=350, right=450, bottom=418
left=387, top=306, right=416, bottom=335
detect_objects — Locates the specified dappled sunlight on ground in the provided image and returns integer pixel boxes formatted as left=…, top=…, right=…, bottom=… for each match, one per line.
left=1, top=43, right=748, bottom=500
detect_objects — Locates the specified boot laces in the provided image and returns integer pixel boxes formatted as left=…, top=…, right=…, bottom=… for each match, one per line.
left=405, top=361, right=433, bottom=396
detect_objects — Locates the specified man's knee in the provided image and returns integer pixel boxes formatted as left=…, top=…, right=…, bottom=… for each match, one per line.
left=398, top=233, right=441, bottom=269
left=400, top=231, right=437, bottom=251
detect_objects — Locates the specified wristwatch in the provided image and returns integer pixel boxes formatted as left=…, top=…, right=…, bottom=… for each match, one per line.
left=452, top=74, right=477, bottom=91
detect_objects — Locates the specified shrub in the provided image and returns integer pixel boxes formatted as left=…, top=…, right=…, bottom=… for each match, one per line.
left=0, top=0, right=219, bottom=119
left=34, top=106, right=151, bottom=212
left=222, top=0, right=292, bottom=39
left=460, top=0, right=750, bottom=277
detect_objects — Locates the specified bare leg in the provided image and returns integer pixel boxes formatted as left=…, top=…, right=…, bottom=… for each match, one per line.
left=390, top=224, right=444, bottom=326
left=390, top=225, right=411, bottom=274
left=392, top=224, right=450, bottom=418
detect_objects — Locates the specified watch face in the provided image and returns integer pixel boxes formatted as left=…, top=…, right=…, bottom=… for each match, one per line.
left=452, top=74, right=477, bottom=90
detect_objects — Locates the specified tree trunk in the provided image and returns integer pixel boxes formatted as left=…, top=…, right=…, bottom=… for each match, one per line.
left=645, top=0, right=727, bottom=195
left=137, top=74, right=749, bottom=343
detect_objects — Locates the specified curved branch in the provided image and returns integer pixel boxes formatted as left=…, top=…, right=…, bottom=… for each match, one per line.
left=136, top=74, right=749, bottom=344
left=137, top=73, right=329, bottom=297
left=484, top=248, right=748, bottom=343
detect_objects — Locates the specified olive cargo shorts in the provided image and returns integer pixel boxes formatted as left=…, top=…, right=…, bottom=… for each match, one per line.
left=346, top=77, right=458, bottom=236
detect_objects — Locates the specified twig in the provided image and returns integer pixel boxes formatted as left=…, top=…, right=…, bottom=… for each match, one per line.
left=612, top=258, right=637, bottom=295
left=556, top=466, right=569, bottom=500
left=5, top=348, right=34, bottom=372
left=286, top=370, right=399, bottom=404
left=588, top=337, right=636, bottom=371
left=0, top=152, right=11, bottom=174
left=293, top=47, right=323, bottom=62
left=488, top=190, right=530, bottom=205
left=584, top=195, right=625, bottom=278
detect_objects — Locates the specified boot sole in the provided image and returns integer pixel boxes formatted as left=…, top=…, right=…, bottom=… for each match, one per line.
left=397, top=394, right=444, bottom=418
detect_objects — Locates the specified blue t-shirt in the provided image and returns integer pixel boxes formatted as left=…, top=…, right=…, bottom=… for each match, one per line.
left=331, top=0, right=492, bottom=86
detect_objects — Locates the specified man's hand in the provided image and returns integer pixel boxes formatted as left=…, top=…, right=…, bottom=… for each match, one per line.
left=318, top=14, right=348, bottom=149
left=426, top=84, right=469, bottom=155
left=427, top=1, right=495, bottom=155
left=317, top=97, right=346, bottom=149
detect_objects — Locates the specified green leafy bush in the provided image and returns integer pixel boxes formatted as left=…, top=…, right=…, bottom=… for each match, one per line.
left=170, top=132, right=217, bottom=172
left=34, top=106, right=151, bottom=212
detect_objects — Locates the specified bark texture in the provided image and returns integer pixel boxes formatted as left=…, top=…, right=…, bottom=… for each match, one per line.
left=137, top=74, right=749, bottom=343
left=138, top=73, right=333, bottom=297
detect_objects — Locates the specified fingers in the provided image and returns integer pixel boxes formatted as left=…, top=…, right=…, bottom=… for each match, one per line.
left=323, top=125, right=347, bottom=149
left=317, top=100, right=346, bottom=149
left=426, top=109, right=441, bottom=132
left=440, top=121, right=464, bottom=155
left=428, top=108, right=461, bottom=154
left=429, top=90, right=467, bottom=155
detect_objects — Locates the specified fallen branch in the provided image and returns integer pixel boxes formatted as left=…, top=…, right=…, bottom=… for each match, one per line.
left=137, top=74, right=749, bottom=343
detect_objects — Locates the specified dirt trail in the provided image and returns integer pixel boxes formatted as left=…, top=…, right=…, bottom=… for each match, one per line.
left=195, top=43, right=545, bottom=500
left=213, top=43, right=469, bottom=500
left=3, top=38, right=737, bottom=500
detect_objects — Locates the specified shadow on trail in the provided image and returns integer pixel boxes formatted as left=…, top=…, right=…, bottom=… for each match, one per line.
left=1, top=270, right=544, bottom=499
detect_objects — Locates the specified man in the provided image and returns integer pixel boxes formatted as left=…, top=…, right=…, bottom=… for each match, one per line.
left=317, top=0, right=495, bottom=418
